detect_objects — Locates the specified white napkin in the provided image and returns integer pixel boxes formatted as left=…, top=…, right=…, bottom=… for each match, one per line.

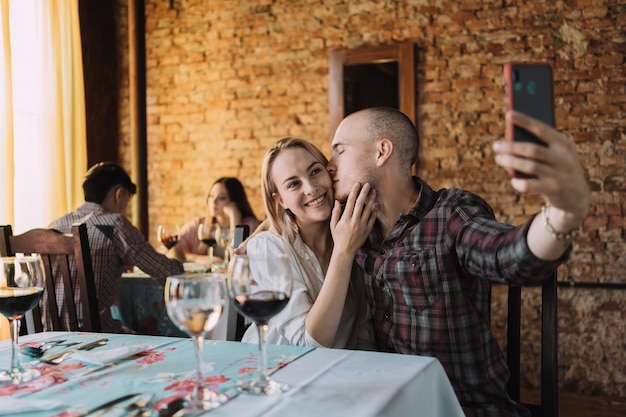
left=0, top=398, right=65, bottom=414
left=72, top=343, right=152, bottom=365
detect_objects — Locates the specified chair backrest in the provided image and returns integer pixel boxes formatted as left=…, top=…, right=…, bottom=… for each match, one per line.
left=0, top=224, right=101, bottom=333
left=500, top=271, right=559, bottom=417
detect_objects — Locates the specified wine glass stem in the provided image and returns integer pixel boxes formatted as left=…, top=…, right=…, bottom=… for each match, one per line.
left=9, top=318, right=22, bottom=373
left=256, top=322, right=269, bottom=381
left=192, top=335, right=205, bottom=401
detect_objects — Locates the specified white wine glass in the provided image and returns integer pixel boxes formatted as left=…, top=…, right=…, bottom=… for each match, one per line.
left=215, top=225, right=233, bottom=269
left=227, top=254, right=293, bottom=395
left=0, top=255, right=46, bottom=384
left=164, top=272, right=228, bottom=411
left=157, top=225, right=180, bottom=249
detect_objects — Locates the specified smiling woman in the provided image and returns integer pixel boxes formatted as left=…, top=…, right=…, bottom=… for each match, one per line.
left=0, top=0, right=87, bottom=236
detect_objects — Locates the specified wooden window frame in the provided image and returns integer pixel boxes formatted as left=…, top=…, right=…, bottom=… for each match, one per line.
left=328, top=42, right=416, bottom=140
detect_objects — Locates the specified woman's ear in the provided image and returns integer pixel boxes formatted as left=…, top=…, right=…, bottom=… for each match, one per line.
left=376, top=139, right=393, bottom=166
left=272, top=192, right=285, bottom=209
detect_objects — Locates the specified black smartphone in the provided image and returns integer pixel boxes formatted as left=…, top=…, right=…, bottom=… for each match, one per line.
left=504, top=62, right=554, bottom=177
left=232, top=224, right=250, bottom=249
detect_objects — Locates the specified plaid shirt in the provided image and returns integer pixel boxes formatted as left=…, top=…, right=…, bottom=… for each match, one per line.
left=48, top=202, right=184, bottom=332
left=354, top=177, right=564, bottom=417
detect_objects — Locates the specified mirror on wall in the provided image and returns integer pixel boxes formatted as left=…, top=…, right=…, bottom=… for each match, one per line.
left=328, top=42, right=416, bottom=140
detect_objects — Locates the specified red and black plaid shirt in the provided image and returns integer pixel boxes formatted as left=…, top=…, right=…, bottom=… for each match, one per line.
left=355, top=177, right=565, bottom=417
left=48, top=202, right=184, bottom=332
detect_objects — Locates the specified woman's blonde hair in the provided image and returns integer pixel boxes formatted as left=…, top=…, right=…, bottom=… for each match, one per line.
left=261, top=137, right=329, bottom=244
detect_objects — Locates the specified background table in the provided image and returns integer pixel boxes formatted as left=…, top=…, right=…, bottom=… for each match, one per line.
left=114, top=267, right=239, bottom=339
left=0, top=332, right=465, bottom=417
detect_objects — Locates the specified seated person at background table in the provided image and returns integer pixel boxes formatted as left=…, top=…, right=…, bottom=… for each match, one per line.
left=48, top=162, right=184, bottom=333
left=325, top=107, right=590, bottom=417
left=163, top=177, right=260, bottom=263
left=241, top=137, right=377, bottom=349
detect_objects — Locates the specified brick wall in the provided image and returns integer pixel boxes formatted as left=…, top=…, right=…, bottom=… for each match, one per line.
left=114, top=0, right=625, bottom=397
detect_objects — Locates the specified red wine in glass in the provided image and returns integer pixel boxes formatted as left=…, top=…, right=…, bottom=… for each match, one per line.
left=232, top=291, right=289, bottom=324
left=0, top=288, right=44, bottom=318
left=158, top=225, right=179, bottom=249
left=227, top=254, right=293, bottom=395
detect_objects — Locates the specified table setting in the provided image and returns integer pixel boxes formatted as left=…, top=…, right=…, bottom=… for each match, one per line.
left=0, top=254, right=465, bottom=417
left=1, top=331, right=311, bottom=416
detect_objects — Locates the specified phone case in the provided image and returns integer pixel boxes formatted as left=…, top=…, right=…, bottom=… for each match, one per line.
left=503, top=62, right=554, bottom=177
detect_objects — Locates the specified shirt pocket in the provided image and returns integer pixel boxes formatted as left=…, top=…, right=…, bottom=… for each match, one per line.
left=393, top=248, right=441, bottom=312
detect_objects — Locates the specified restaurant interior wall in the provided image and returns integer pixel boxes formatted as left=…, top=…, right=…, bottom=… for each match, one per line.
left=79, top=0, right=625, bottom=401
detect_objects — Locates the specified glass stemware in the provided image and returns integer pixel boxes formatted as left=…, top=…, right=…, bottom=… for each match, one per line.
left=215, top=225, right=233, bottom=269
left=157, top=225, right=180, bottom=249
left=164, top=273, right=228, bottom=411
left=0, top=255, right=46, bottom=384
left=197, top=223, right=218, bottom=270
left=227, top=254, right=293, bottom=395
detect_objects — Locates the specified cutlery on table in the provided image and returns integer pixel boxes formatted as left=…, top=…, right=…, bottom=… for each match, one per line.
left=40, top=339, right=109, bottom=364
left=124, top=393, right=155, bottom=417
left=22, top=341, right=82, bottom=358
left=78, top=392, right=142, bottom=417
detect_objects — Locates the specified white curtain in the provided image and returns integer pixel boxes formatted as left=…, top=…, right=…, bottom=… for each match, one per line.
left=0, top=0, right=87, bottom=235
left=0, top=0, right=87, bottom=339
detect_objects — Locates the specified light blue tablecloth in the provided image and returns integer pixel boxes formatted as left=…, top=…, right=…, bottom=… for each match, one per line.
left=2, top=332, right=311, bottom=416
left=1, top=332, right=465, bottom=417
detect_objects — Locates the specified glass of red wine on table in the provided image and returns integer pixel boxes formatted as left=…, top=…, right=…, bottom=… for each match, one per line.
left=0, top=255, right=46, bottom=384
left=157, top=225, right=180, bottom=250
left=227, top=253, right=293, bottom=395
left=197, top=223, right=218, bottom=271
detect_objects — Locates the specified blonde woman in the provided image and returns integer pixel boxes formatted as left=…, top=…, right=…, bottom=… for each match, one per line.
left=241, top=137, right=377, bottom=349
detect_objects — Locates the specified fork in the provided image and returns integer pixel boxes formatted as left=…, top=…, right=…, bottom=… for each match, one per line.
left=40, top=339, right=108, bottom=364
left=124, top=393, right=155, bottom=417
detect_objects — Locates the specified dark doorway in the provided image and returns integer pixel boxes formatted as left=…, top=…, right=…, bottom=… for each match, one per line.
left=343, top=61, right=399, bottom=116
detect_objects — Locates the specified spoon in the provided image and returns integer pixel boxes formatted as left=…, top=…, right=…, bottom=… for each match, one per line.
left=22, top=341, right=81, bottom=358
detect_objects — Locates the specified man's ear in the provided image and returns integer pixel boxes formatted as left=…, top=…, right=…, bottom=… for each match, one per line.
left=113, top=186, right=125, bottom=202
left=375, top=139, right=393, bottom=166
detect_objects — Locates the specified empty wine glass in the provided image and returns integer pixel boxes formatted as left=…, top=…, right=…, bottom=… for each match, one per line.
left=227, top=253, right=293, bottom=395
left=164, top=272, right=228, bottom=411
left=0, top=255, right=46, bottom=384
left=157, top=225, right=180, bottom=249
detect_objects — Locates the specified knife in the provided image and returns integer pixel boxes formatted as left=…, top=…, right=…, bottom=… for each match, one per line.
left=79, top=392, right=141, bottom=417
left=40, top=338, right=109, bottom=363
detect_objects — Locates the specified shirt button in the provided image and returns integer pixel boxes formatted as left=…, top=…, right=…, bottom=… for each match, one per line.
left=380, top=249, right=385, bottom=255
left=384, top=313, right=390, bottom=319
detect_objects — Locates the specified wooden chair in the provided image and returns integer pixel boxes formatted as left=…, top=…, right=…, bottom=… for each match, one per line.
left=0, top=224, right=101, bottom=333
left=498, top=271, right=559, bottom=417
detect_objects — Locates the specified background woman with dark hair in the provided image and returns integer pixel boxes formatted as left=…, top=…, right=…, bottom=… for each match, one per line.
left=162, top=177, right=260, bottom=263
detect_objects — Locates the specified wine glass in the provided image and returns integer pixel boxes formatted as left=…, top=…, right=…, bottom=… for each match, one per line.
left=157, top=225, right=180, bottom=249
left=227, top=253, right=293, bottom=395
left=215, top=225, right=233, bottom=269
left=164, top=272, right=228, bottom=411
left=0, top=255, right=46, bottom=384
left=197, top=223, right=218, bottom=270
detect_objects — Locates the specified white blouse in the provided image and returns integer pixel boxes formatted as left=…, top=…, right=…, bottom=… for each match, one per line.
left=241, top=231, right=375, bottom=350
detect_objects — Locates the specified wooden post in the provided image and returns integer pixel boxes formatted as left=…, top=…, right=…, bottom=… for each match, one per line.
left=128, top=0, right=148, bottom=237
